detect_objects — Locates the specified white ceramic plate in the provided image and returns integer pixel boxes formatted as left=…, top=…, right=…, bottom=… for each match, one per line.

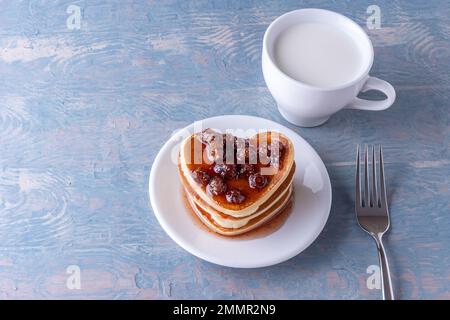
left=149, top=115, right=332, bottom=268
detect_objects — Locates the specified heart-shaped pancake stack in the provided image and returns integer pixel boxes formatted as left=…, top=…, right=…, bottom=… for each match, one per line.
left=178, top=129, right=296, bottom=236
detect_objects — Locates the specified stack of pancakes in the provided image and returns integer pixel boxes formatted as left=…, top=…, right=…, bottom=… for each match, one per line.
left=178, top=130, right=296, bottom=236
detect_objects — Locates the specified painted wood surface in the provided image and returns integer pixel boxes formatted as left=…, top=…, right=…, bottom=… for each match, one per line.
left=0, top=0, right=449, bottom=299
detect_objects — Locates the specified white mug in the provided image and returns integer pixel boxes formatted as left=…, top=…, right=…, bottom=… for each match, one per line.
left=262, top=9, right=396, bottom=127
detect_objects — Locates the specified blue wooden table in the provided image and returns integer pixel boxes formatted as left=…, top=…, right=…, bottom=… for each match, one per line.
left=0, top=0, right=449, bottom=299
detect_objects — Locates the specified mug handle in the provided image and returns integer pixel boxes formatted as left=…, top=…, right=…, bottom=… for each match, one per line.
left=345, top=77, right=396, bottom=111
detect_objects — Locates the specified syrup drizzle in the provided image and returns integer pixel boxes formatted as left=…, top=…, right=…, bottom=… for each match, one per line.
left=186, top=132, right=287, bottom=207
left=181, top=189, right=293, bottom=239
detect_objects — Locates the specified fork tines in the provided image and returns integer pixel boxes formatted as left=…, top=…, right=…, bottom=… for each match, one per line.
left=355, top=144, right=387, bottom=209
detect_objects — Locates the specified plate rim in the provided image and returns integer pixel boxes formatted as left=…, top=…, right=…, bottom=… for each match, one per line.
left=149, top=115, right=332, bottom=268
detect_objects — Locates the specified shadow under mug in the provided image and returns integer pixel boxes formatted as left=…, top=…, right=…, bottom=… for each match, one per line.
left=262, top=9, right=396, bottom=127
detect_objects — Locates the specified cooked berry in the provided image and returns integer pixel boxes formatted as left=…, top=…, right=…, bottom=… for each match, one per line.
left=190, top=168, right=211, bottom=186
left=238, top=164, right=256, bottom=176
left=206, top=176, right=227, bottom=196
left=226, top=189, right=246, bottom=204
left=248, top=173, right=268, bottom=189
left=213, top=164, right=238, bottom=180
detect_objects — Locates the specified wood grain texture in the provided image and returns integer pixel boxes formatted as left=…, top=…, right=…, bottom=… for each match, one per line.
left=0, top=0, right=449, bottom=299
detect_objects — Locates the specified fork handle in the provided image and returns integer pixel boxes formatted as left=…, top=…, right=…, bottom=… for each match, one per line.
left=374, top=234, right=395, bottom=300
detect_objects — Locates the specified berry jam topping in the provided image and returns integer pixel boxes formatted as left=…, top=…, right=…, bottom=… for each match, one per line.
left=238, top=164, right=256, bottom=177
left=190, top=168, right=211, bottom=186
left=206, top=176, right=227, bottom=196
left=248, top=173, right=268, bottom=189
left=190, top=129, right=288, bottom=201
left=213, top=163, right=238, bottom=180
left=225, top=189, right=246, bottom=204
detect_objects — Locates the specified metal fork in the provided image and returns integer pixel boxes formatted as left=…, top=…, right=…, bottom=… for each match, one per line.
left=355, top=144, right=394, bottom=300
